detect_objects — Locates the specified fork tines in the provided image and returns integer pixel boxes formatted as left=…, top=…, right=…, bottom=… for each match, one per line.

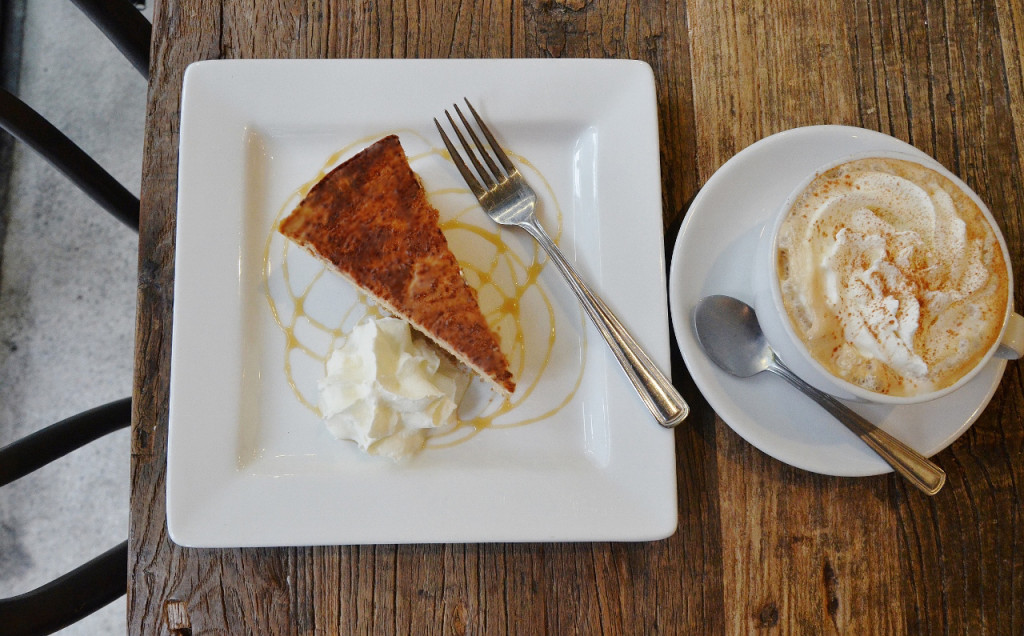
left=434, top=99, right=517, bottom=198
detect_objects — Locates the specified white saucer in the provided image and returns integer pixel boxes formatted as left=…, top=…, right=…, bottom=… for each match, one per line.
left=668, top=125, right=1006, bottom=477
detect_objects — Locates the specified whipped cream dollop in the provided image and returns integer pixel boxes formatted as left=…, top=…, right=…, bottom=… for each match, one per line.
left=777, top=157, right=1007, bottom=396
left=319, top=317, right=469, bottom=460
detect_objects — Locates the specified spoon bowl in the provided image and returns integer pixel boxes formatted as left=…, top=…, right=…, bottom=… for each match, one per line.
left=692, top=295, right=773, bottom=377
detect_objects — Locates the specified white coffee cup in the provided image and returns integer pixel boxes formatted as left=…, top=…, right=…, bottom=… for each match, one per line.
left=753, top=150, right=1023, bottom=405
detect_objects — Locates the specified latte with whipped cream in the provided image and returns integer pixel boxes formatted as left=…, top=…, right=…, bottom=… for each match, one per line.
left=776, top=156, right=1009, bottom=397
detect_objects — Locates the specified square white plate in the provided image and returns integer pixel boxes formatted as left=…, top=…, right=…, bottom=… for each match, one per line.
left=167, top=59, right=677, bottom=547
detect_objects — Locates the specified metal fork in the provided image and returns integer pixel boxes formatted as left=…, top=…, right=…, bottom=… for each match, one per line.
left=435, top=100, right=689, bottom=428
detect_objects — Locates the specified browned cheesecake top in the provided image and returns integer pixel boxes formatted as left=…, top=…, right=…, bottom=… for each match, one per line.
left=279, top=135, right=515, bottom=395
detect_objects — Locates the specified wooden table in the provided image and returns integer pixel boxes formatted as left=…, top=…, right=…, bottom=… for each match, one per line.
left=130, top=1, right=1024, bottom=633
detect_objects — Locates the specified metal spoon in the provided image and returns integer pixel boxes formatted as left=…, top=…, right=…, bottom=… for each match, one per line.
left=692, top=294, right=945, bottom=495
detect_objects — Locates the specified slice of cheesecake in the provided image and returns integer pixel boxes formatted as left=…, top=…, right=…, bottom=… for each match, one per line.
left=279, top=135, right=515, bottom=396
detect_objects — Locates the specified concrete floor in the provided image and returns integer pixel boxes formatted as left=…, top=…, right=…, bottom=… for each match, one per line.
left=0, top=1, right=149, bottom=634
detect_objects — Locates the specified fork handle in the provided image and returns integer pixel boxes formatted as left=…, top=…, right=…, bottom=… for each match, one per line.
left=519, top=218, right=689, bottom=428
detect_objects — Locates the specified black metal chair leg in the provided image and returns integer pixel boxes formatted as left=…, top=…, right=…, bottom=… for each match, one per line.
left=0, top=397, right=131, bottom=487
left=0, top=88, right=140, bottom=231
left=0, top=541, right=128, bottom=636
left=69, top=0, right=151, bottom=79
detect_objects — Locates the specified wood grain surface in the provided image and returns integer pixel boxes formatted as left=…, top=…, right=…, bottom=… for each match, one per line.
left=131, top=0, right=1023, bottom=633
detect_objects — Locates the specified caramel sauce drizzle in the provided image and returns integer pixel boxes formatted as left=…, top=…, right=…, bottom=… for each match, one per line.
left=263, top=131, right=586, bottom=450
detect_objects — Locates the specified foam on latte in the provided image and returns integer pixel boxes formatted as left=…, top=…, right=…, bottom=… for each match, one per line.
left=776, top=156, right=1008, bottom=396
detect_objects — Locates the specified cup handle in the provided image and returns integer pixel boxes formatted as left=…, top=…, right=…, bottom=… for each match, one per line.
left=996, top=312, right=1024, bottom=360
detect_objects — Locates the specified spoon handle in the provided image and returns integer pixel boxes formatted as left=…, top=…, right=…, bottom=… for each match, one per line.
left=768, top=360, right=946, bottom=495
